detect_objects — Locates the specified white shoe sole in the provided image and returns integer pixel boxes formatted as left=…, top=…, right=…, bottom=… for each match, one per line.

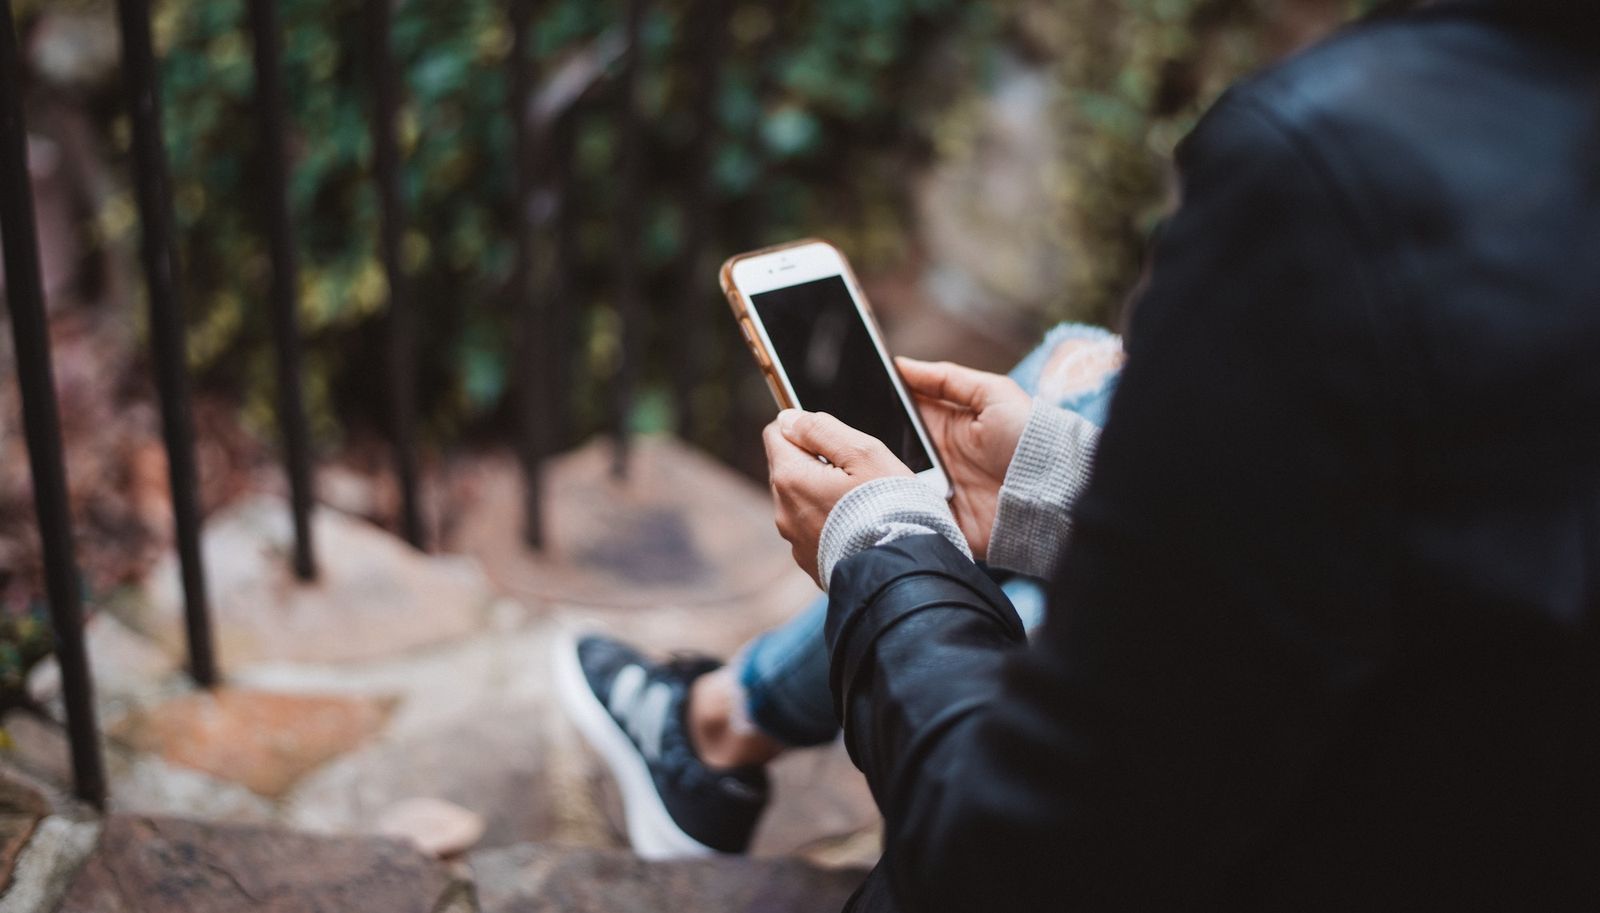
left=552, top=632, right=719, bottom=861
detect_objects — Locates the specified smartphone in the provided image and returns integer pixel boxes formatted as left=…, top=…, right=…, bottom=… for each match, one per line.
left=721, top=239, right=950, bottom=497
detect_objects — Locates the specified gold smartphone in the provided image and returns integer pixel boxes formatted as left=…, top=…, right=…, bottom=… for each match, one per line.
left=721, top=239, right=950, bottom=496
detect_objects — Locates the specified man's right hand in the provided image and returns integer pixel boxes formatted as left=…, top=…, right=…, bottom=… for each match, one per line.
left=896, top=357, right=1032, bottom=560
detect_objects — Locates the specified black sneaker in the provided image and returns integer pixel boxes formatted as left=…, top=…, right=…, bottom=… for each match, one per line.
left=554, top=633, right=769, bottom=859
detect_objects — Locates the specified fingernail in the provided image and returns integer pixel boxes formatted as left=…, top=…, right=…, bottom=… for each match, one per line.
left=777, top=409, right=800, bottom=433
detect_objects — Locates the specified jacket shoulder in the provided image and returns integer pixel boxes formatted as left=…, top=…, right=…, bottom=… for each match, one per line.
left=1217, top=5, right=1585, bottom=162
left=1229, top=10, right=1491, bottom=135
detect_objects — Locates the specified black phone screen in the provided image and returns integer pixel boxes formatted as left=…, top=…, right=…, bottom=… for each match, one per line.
left=749, top=276, right=934, bottom=472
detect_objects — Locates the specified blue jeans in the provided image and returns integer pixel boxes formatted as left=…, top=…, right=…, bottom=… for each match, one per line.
left=736, top=323, right=1123, bottom=747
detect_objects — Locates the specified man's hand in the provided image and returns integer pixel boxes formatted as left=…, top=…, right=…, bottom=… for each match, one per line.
left=764, top=409, right=914, bottom=584
left=896, top=357, right=1032, bottom=559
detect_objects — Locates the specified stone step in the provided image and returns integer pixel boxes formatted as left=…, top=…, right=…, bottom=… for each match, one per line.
left=1, top=434, right=883, bottom=907
left=445, top=436, right=804, bottom=611
left=1, top=766, right=51, bottom=897
left=7, top=615, right=883, bottom=868
left=132, top=493, right=497, bottom=672
left=2, top=804, right=867, bottom=913
left=54, top=814, right=470, bottom=913
left=470, top=842, right=867, bottom=913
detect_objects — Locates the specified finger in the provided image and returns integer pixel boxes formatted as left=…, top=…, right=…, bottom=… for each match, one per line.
left=762, top=419, right=787, bottom=461
left=907, top=393, right=961, bottom=438
left=764, top=419, right=829, bottom=484
left=896, top=357, right=1013, bottom=409
left=763, top=420, right=803, bottom=472
left=910, top=391, right=962, bottom=420
left=779, top=410, right=884, bottom=469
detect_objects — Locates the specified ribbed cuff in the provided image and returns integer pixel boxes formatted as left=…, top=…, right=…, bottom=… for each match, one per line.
left=817, top=476, right=970, bottom=590
left=986, top=399, right=1100, bottom=578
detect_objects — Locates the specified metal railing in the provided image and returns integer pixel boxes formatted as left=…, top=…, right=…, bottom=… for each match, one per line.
left=0, top=0, right=106, bottom=806
left=0, top=0, right=664, bottom=807
left=246, top=0, right=319, bottom=582
left=115, top=0, right=218, bottom=690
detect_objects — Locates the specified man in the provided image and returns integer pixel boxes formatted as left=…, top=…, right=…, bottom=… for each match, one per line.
left=557, top=327, right=1120, bottom=857
left=763, top=1, right=1599, bottom=909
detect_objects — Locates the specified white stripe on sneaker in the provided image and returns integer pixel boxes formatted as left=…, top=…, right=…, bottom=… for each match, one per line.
left=604, top=664, right=673, bottom=763
left=629, top=682, right=673, bottom=762
left=553, top=634, right=717, bottom=861
left=608, top=665, right=646, bottom=720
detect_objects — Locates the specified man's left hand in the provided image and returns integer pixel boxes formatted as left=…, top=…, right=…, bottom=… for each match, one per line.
left=764, top=409, right=914, bottom=583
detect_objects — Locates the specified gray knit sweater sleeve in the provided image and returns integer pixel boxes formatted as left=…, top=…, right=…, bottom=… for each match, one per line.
left=816, top=476, right=970, bottom=590
left=985, top=399, right=1100, bottom=578
left=813, top=401, right=1098, bottom=588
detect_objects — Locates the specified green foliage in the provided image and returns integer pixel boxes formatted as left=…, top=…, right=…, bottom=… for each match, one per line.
left=81, top=0, right=1377, bottom=444
left=0, top=606, right=52, bottom=713
left=1038, top=0, right=1371, bottom=325
left=130, top=0, right=1000, bottom=445
left=1017, top=0, right=1369, bottom=329
left=1033, top=0, right=1253, bottom=325
left=147, top=0, right=517, bottom=441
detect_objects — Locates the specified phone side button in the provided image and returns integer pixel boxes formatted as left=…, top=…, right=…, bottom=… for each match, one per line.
left=760, top=369, right=787, bottom=408
left=741, top=320, right=772, bottom=369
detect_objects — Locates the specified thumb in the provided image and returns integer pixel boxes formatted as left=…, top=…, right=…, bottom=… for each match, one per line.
left=778, top=410, right=882, bottom=468
left=896, top=357, right=1012, bottom=410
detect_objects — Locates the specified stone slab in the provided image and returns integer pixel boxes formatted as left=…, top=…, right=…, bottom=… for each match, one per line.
left=1, top=712, right=72, bottom=788
left=27, top=611, right=180, bottom=705
left=137, top=494, right=494, bottom=669
left=0, top=816, right=101, bottom=913
left=284, top=701, right=552, bottom=850
left=470, top=842, right=866, bottom=913
left=446, top=439, right=800, bottom=610
left=229, top=620, right=554, bottom=744
left=110, top=688, right=395, bottom=798
left=106, top=755, right=278, bottom=825
left=0, top=766, right=49, bottom=892
left=59, top=815, right=457, bottom=913
left=2, top=713, right=278, bottom=824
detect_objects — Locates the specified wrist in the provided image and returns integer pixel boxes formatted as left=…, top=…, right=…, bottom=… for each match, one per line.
left=817, top=476, right=970, bottom=590
left=986, top=399, right=1100, bottom=577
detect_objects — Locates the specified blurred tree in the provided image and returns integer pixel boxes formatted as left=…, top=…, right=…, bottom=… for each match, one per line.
left=14, top=0, right=1380, bottom=458
left=121, top=0, right=1000, bottom=452
left=1027, top=0, right=1379, bottom=326
left=3, top=0, right=1390, bottom=708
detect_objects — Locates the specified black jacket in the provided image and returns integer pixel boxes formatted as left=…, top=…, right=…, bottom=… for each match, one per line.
left=825, top=4, right=1600, bottom=910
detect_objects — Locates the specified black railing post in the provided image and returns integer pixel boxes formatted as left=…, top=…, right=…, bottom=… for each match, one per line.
left=508, top=0, right=545, bottom=549
left=363, top=0, right=424, bottom=551
left=609, top=0, right=646, bottom=479
left=0, top=0, right=107, bottom=807
left=246, top=0, right=317, bottom=580
left=549, top=115, right=579, bottom=459
left=113, top=0, right=218, bottom=688
left=672, top=0, right=728, bottom=440
left=514, top=26, right=624, bottom=549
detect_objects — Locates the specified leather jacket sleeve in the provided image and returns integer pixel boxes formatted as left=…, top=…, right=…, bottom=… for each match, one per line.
left=824, top=87, right=1399, bottom=912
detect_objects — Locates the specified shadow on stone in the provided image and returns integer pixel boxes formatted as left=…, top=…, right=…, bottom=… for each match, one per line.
left=575, top=506, right=708, bottom=587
